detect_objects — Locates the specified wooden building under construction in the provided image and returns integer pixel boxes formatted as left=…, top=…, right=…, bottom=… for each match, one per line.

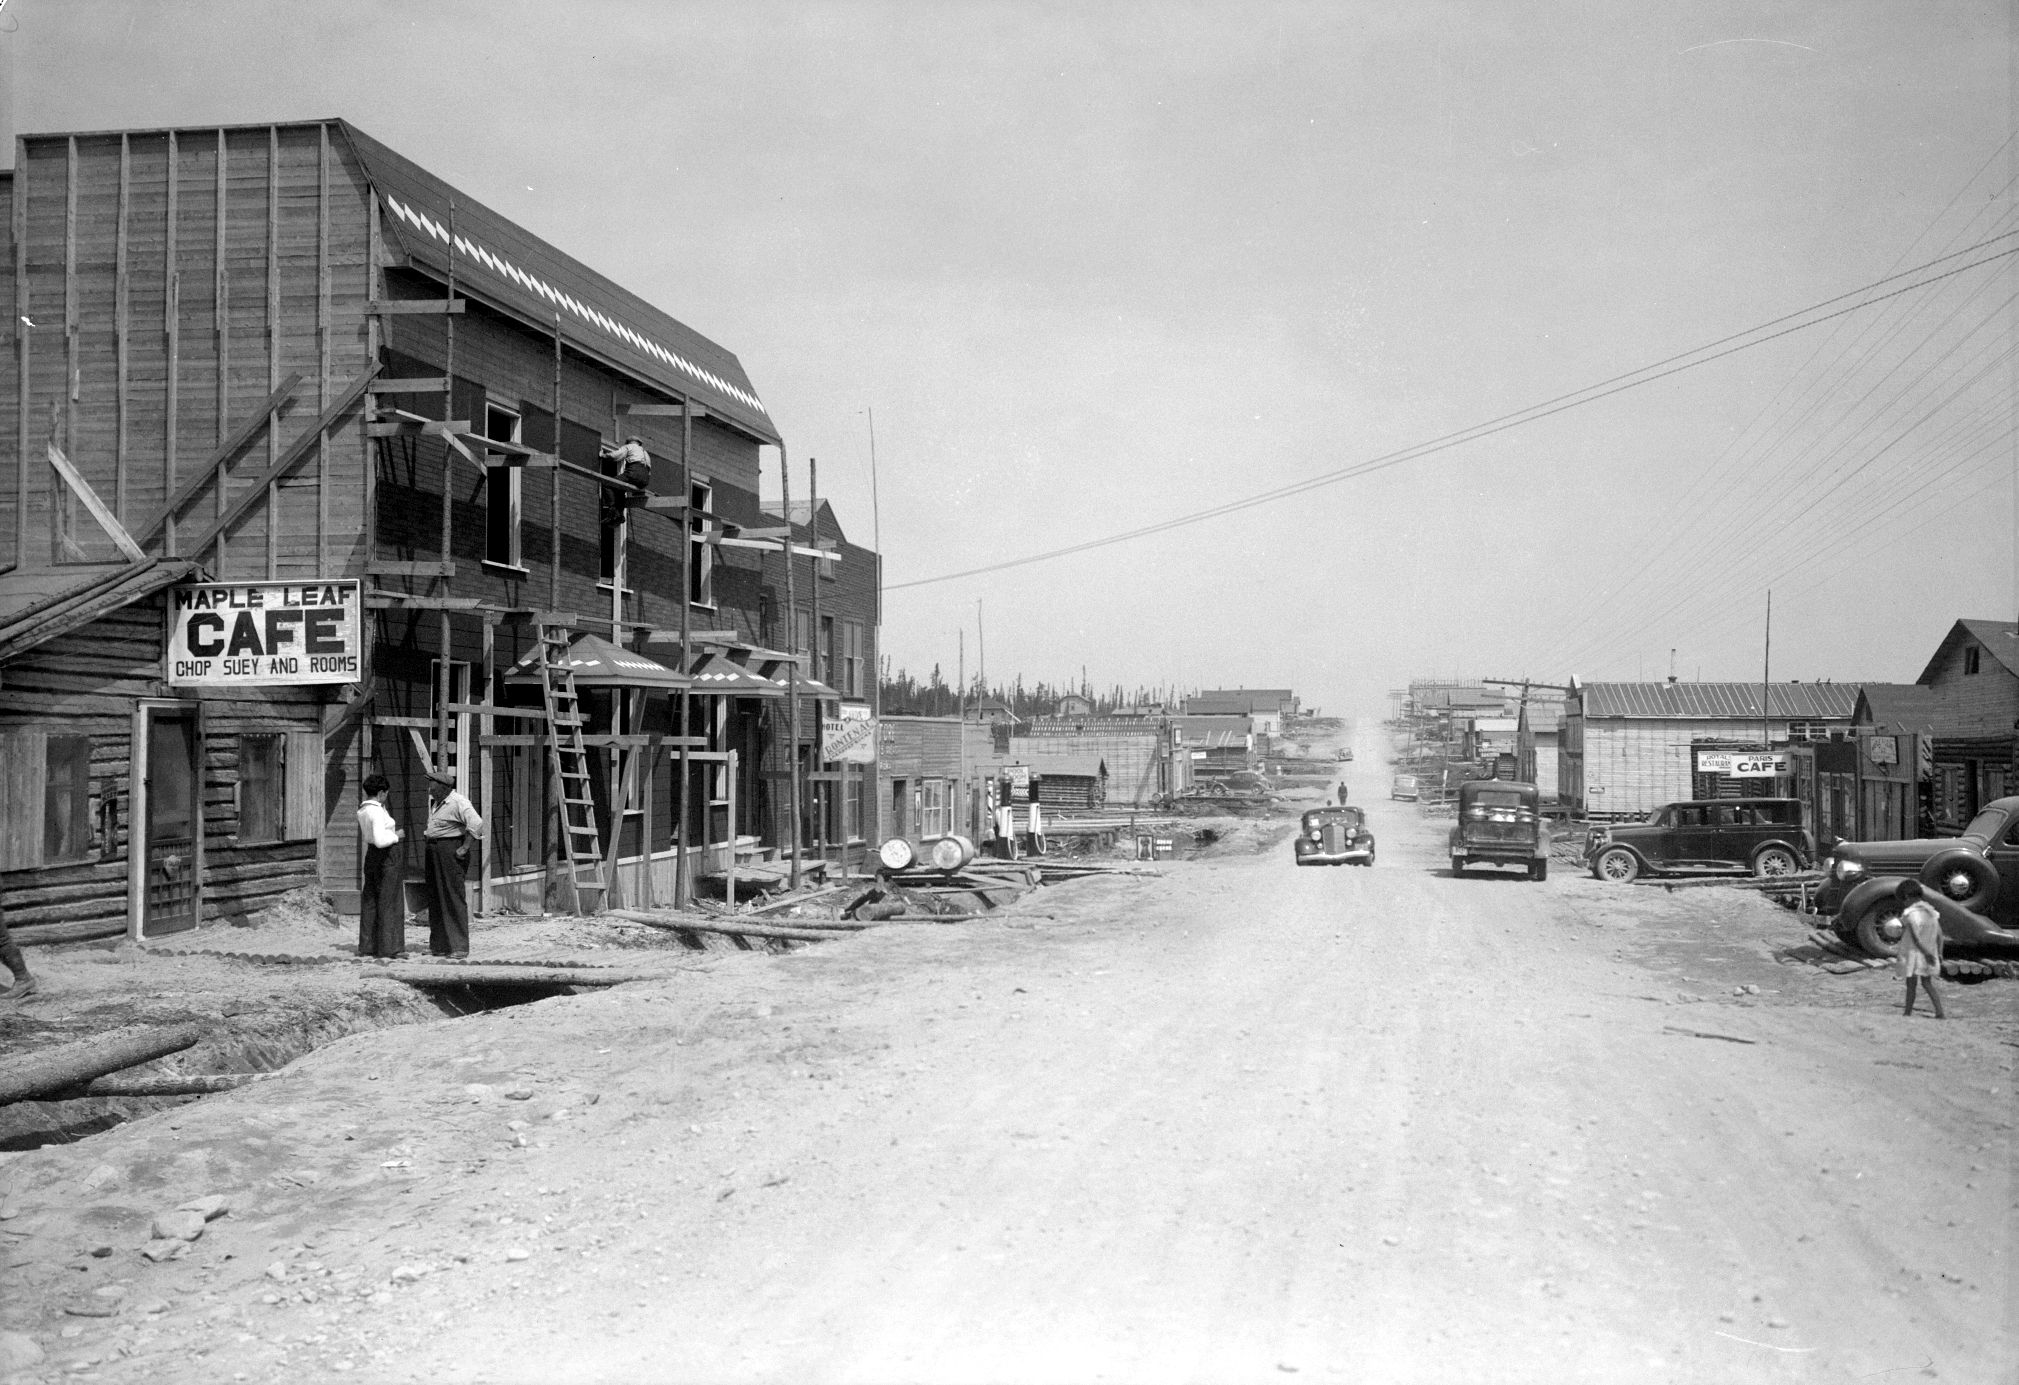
left=0, top=119, right=873, bottom=944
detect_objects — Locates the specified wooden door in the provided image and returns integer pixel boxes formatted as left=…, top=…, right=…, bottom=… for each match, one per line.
left=141, top=708, right=202, bottom=937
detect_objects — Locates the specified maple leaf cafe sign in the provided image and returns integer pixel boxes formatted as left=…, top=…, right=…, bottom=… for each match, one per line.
left=166, top=581, right=362, bottom=688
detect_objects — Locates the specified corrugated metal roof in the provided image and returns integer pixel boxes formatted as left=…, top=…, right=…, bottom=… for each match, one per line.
left=1579, top=682, right=1858, bottom=720
left=338, top=122, right=780, bottom=444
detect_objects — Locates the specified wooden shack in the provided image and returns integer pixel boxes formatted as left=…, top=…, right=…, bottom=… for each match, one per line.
left=2, top=119, right=873, bottom=939
left=1561, top=680, right=1858, bottom=820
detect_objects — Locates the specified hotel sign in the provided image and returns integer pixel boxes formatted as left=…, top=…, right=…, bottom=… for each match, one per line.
left=822, top=706, right=877, bottom=763
left=166, top=581, right=362, bottom=687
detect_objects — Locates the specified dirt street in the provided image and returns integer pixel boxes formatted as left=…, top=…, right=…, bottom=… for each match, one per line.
left=1, top=730, right=2013, bottom=1384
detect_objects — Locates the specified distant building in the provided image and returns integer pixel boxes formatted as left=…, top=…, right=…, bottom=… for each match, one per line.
left=1056, top=693, right=1095, bottom=718
left=1562, top=681, right=1858, bottom=818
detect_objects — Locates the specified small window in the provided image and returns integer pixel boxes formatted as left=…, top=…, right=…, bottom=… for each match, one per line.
left=845, top=769, right=866, bottom=842
left=820, top=615, right=836, bottom=688
left=921, top=779, right=951, bottom=838
left=44, top=735, right=93, bottom=862
left=1964, top=646, right=1981, bottom=675
left=238, top=734, right=284, bottom=844
left=484, top=404, right=523, bottom=569
left=842, top=620, right=864, bottom=699
left=688, top=479, right=715, bottom=607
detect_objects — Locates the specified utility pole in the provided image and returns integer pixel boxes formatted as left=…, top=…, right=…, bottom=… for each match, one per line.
left=1761, top=590, right=1773, bottom=750
left=781, top=448, right=803, bottom=892
left=867, top=407, right=882, bottom=847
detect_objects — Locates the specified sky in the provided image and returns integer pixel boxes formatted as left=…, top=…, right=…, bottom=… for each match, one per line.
left=5, top=1, right=2014, bottom=719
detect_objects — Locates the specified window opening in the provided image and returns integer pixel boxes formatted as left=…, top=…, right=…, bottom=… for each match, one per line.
left=44, top=735, right=93, bottom=862
left=1964, top=646, right=1981, bottom=675
left=689, top=479, right=715, bottom=607
left=238, top=734, right=285, bottom=843
left=484, top=404, right=523, bottom=569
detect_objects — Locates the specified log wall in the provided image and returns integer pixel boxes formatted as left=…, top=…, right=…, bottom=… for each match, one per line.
left=0, top=595, right=325, bottom=940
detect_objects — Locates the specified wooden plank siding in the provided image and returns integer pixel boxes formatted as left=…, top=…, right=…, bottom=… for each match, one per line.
left=7, top=119, right=832, bottom=921
left=1, top=168, right=15, bottom=573
left=0, top=596, right=324, bottom=939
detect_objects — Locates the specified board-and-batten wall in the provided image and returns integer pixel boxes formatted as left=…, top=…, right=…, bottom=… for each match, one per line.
left=11, top=127, right=374, bottom=578
left=1576, top=719, right=1806, bottom=817
left=0, top=596, right=325, bottom=941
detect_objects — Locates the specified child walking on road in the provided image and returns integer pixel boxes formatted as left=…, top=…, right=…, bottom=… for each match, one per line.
left=1894, top=879, right=1946, bottom=1019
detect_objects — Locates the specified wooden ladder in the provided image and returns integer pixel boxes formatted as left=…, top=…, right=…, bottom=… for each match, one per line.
left=535, top=621, right=607, bottom=914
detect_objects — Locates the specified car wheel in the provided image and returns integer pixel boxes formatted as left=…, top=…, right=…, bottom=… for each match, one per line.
left=1365, top=846, right=1376, bottom=867
left=1529, top=859, right=1548, bottom=882
left=1853, top=895, right=1905, bottom=959
left=1752, top=846, right=1798, bottom=879
left=1920, top=848, right=1999, bottom=912
left=1450, top=857, right=1465, bottom=877
left=1593, top=847, right=1640, bottom=883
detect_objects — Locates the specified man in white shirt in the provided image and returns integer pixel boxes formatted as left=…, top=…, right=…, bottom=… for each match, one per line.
left=421, top=768, right=485, bottom=959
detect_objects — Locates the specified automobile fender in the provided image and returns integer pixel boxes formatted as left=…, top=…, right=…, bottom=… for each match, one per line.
left=1919, top=890, right=2019, bottom=950
left=1751, top=836, right=1810, bottom=869
left=1835, top=877, right=1900, bottom=927
left=1837, top=877, right=2019, bottom=950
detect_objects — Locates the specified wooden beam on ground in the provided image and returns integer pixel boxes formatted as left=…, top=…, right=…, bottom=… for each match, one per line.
left=375, top=964, right=661, bottom=988
left=44, top=443, right=147, bottom=562
left=64, top=1072, right=277, bottom=1099
left=606, top=909, right=842, bottom=943
left=0, top=1023, right=206, bottom=1106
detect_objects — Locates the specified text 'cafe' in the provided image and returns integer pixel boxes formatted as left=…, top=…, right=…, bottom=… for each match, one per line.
left=0, top=567, right=364, bottom=946
left=167, top=582, right=363, bottom=686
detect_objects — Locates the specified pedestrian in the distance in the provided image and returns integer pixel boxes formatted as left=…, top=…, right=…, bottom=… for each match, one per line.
left=1336, top=782, right=1349, bottom=805
left=0, top=892, right=37, bottom=1000
left=421, top=767, right=484, bottom=960
left=356, top=773, right=406, bottom=959
left=1895, top=878, right=1946, bottom=1020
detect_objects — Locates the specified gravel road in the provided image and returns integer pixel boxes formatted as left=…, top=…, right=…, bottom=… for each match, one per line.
left=1, top=728, right=2010, bottom=1384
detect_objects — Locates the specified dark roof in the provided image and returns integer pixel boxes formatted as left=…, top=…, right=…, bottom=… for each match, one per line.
left=1853, top=683, right=1939, bottom=732
left=336, top=122, right=780, bottom=445
left=1915, top=619, right=2019, bottom=684
left=504, top=633, right=688, bottom=690
left=1577, top=682, right=1858, bottom=720
left=1194, top=688, right=1294, bottom=712
left=0, top=560, right=201, bottom=665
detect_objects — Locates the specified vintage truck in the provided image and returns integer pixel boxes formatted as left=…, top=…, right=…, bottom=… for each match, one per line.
left=1448, top=779, right=1550, bottom=881
left=1818, top=795, right=2019, bottom=956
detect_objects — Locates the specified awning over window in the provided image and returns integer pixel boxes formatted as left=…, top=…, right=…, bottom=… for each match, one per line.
left=754, top=658, right=841, bottom=701
left=687, top=653, right=785, bottom=697
left=504, top=633, right=690, bottom=690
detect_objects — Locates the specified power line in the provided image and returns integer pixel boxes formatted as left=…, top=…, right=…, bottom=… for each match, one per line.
left=887, top=235, right=2019, bottom=592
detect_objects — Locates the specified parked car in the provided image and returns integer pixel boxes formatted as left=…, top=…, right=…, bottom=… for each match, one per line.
left=1335, top=747, right=1355, bottom=761
left=1391, top=774, right=1419, bottom=801
left=1294, top=806, right=1375, bottom=867
left=1819, top=796, right=2019, bottom=956
left=1586, top=798, right=1814, bottom=883
left=1449, top=779, right=1550, bottom=880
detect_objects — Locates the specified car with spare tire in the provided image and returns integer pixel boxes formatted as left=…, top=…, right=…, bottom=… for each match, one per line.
left=1448, top=779, right=1550, bottom=880
left=1585, top=798, right=1814, bottom=883
left=1818, top=796, right=2019, bottom=957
